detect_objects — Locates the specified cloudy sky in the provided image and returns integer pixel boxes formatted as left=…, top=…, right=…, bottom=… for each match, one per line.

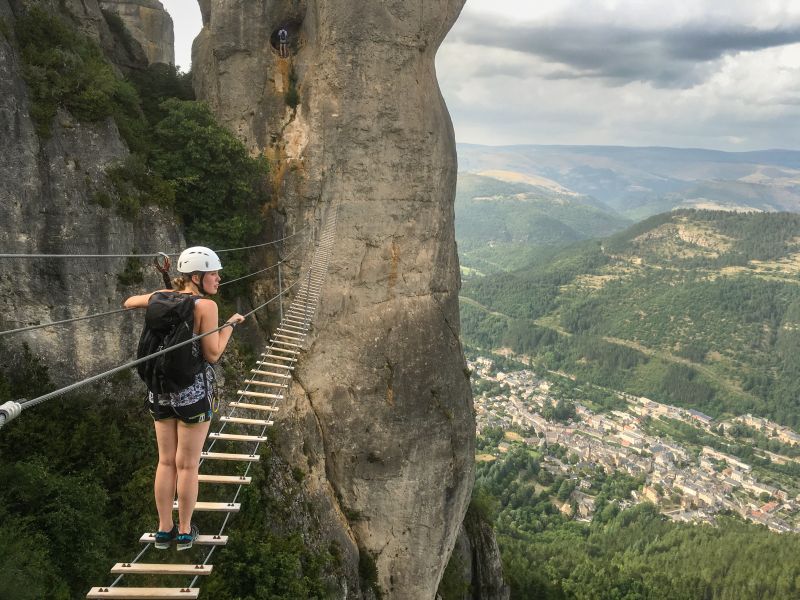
left=161, top=0, right=800, bottom=151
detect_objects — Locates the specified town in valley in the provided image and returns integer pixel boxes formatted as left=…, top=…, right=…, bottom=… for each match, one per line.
left=471, top=353, right=800, bottom=534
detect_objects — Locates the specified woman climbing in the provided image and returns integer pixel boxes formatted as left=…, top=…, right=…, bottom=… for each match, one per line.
left=124, top=246, right=245, bottom=550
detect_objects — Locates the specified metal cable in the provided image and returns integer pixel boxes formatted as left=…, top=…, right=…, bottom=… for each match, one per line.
left=107, top=543, right=152, bottom=588
left=0, top=251, right=180, bottom=259
left=0, top=226, right=308, bottom=259
left=214, top=226, right=308, bottom=253
left=0, top=240, right=307, bottom=337
left=217, top=244, right=303, bottom=288
left=0, top=307, right=140, bottom=338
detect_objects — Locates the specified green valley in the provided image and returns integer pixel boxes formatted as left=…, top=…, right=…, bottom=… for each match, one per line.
left=459, top=210, right=800, bottom=427
left=455, top=172, right=630, bottom=275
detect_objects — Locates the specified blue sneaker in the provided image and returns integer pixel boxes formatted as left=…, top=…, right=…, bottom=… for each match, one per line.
left=154, top=524, right=177, bottom=549
left=176, top=523, right=199, bottom=551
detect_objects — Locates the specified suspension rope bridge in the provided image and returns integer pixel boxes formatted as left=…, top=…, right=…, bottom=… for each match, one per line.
left=0, top=201, right=339, bottom=599
left=0, top=233, right=309, bottom=426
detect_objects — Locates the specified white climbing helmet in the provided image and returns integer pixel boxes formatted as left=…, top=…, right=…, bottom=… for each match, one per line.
left=177, top=246, right=223, bottom=273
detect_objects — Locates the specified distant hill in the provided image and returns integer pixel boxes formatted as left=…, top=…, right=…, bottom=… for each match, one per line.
left=460, top=210, right=800, bottom=426
left=456, top=172, right=631, bottom=273
left=458, top=144, right=800, bottom=220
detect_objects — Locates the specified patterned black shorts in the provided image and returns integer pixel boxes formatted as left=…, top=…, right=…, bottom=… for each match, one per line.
left=148, top=366, right=216, bottom=424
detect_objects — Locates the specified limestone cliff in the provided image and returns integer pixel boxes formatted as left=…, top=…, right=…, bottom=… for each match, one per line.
left=193, top=1, right=475, bottom=598
left=445, top=508, right=511, bottom=600
left=0, top=0, right=183, bottom=378
left=99, top=0, right=174, bottom=65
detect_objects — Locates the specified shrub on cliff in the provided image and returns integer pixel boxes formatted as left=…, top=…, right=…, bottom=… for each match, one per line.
left=148, top=98, right=268, bottom=283
left=15, top=7, right=142, bottom=140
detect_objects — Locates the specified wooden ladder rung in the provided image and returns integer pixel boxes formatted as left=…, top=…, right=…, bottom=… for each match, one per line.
left=270, top=339, right=303, bottom=348
left=262, top=352, right=297, bottom=361
left=251, top=368, right=291, bottom=378
left=278, top=328, right=306, bottom=336
left=243, top=379, right=288, bottom=389
left=275, top=333, right=304, bottom=342
left=255, top=360, right=294, bottom=370
left=268, top=347, right=300, bottom=355
left=87, top=588, right=200, bottom=599
left=277, top=325, right=306, bottom=333
left=283, top=317, right=307, bottom=325
left=110, top=564, right=212, bottom=576
left=173, top=501, right=240, bottom=512
left=200, top=451, right=259, bottom=461
left=236, top=390, right=283, bottom=400
left=140, top=532, right=229, bottom=545
left=229, top=401, right=280, bottom=412
left=197, top=473, right=252, bottom=484
left=285, top=315, right=313, bottom=322
left=208, top=432, right=268, bottom=442
left=220, top=416, right=273, bottom=427
left=260, top=353, right=296, bottom=362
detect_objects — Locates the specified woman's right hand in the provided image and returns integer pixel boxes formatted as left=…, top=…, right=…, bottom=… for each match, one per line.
left=226, top=313, right=246, bottom=328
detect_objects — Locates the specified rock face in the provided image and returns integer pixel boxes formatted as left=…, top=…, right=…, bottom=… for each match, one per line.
left=0, top=0, right=183, bottom=379
left=447, top=509, right=511, bottom=600
left=193, top=1, right=474, bottom=597
left=99, top=0, right=174, bottom=65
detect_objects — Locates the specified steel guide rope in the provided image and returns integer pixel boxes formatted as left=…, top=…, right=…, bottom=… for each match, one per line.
left=0, top=240, right=305, bottom=337
left=0, top=226, right=308, bottom=259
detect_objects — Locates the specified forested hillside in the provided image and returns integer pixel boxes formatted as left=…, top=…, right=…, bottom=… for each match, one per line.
left=455, top=173, right=630, bottom=273
left=460, top=210, right=800, bottom=426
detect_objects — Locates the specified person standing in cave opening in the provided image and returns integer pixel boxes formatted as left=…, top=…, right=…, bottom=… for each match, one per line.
left=124, top=246, right=245, bottom=551
left=278, top=26, right=289, bottom=58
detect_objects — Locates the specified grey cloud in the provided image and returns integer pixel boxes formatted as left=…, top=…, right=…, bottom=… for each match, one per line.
left=472, top=63, right=531, bottom=79
left=665, top=28, right=800, bottom=61
left=450, top=13, right=800, bottom=88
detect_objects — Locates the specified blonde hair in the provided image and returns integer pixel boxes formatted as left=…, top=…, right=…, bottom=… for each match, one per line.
left=171, top=275, right=193, bottom=291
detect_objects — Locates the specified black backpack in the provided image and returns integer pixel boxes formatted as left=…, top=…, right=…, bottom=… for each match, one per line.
left=136, top=292, right=204, bottom=394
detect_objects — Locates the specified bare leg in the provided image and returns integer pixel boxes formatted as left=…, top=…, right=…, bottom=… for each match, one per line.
left=153, top=418, right=179, bottom=531
left=175, top=419, right=211, bottom=533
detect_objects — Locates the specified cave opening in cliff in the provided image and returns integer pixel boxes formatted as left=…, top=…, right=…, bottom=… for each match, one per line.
left=270, top=18, right=303, bottom=57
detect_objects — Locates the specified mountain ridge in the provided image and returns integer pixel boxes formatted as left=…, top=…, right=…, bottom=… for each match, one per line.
left=457, top=143, right=800, bottom=219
